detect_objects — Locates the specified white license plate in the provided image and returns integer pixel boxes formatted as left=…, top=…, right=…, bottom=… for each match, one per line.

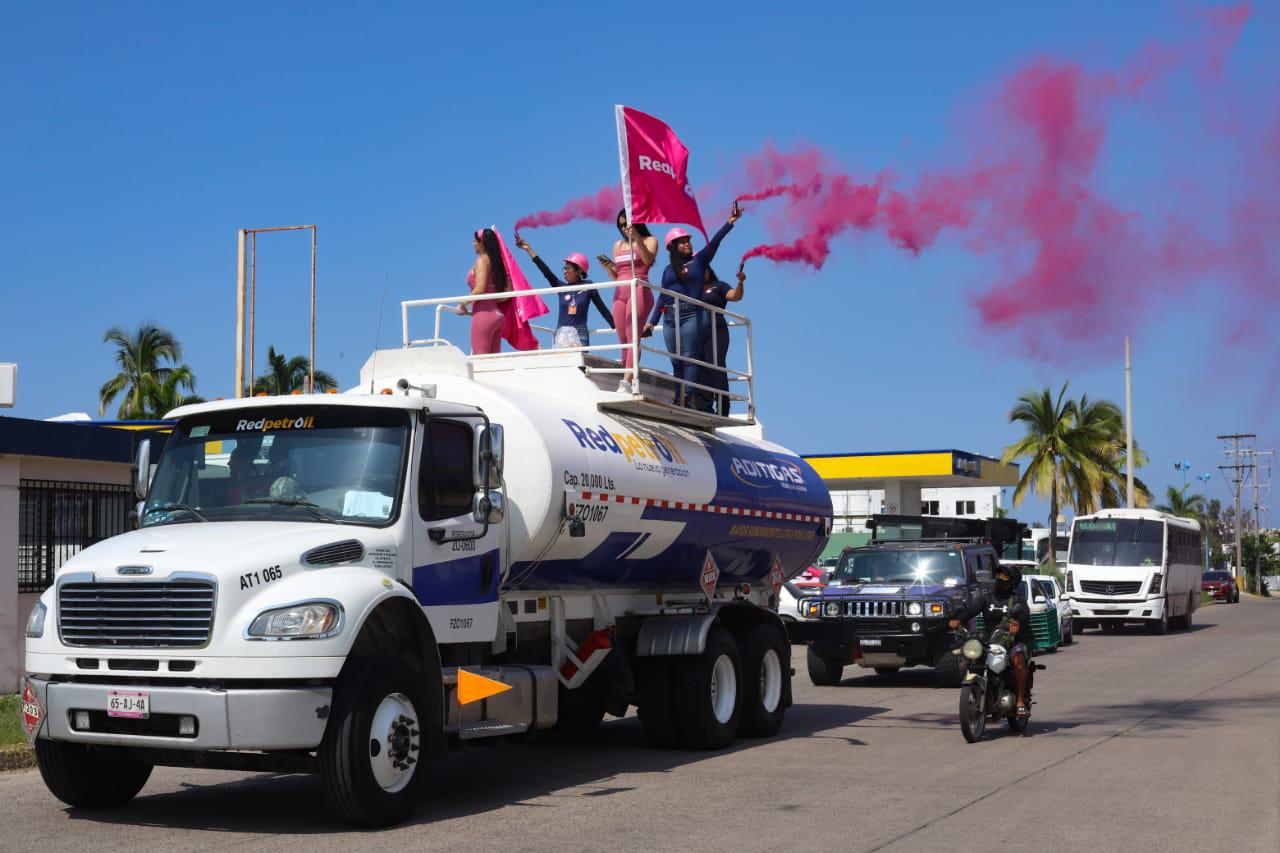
left=860, top=639, right=882, bottom=648
left=107, top=690, right=150, bottom=719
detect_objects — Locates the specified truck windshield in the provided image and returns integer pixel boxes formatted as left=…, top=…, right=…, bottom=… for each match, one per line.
left=1069, top=519, right=1164, bottom=567
left=144, top=406, right=410, bottom=527
left=834, top=549, right=965, bottom=586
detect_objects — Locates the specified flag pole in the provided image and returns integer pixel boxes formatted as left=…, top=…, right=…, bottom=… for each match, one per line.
left=616, top=105, right=639, bottom=394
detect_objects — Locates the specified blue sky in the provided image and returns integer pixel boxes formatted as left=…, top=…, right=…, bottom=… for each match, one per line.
left=2, top=2, right=1276, bottom=526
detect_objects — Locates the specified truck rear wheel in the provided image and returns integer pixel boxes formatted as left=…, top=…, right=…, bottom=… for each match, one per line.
left=806, top=645, right=844, bottom=686
left=738, top=623, right=789, bottom=738
left=635, top=657, right=680, bottom=747
left=674, top=625, right=742, bottom=749
left=319, top=657, right=429, bottom=828
left=35, top=740, right=152, bottom=808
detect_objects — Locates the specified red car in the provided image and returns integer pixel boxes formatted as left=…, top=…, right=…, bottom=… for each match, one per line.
left=1202, top=571, right=1240, bottom=603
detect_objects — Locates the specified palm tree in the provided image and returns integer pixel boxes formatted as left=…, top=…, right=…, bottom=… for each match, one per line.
left=151, top=366, right=205, bottom=415
left=99, top=324, right=199, bottom=419
left=1001, top=383, right=1089, bottom=535
left=1155, top=485, right=1204, bottom=519
left=252, top=346, right=337, bottom=395
left=1072, top=394, right=1152, bottom=509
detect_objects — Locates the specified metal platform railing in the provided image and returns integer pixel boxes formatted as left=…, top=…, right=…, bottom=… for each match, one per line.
left=401, top=277, right=755, bottom=423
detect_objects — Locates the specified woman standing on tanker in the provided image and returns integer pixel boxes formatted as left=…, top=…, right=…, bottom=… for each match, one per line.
left=598, top=209, right=658, bottom=393
left=514, top=233, right=614, bottom=348
left=699, top=263, right=746, bottom=417
left=643, top=201, right=743, bottom=409
left=466, top=228, right=510, bottom=355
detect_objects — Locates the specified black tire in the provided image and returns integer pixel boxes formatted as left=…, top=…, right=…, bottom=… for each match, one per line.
left=935, top=650, right=966, bottom=688
left=635, top=657, right=680, bottom=747
left=1061, top=621, right=1074, bottom=645
left=319, top=656, right=430, bottom=828
left=673, top=626, right=742, bottom=749
left=34, top=740, right=152, bottom=809
left=555, top=669, right=607, bottom=732
left=1181, top=595, right=1195, bottom=631
left=806, top=645, right=844, bottom=686
left=959, top=683, right=986, bottom=743
left=738, top=624, right=790, bottom=738
left=874, top=666, right=900, bottom=677
left=1149, top=602, right=1169, bottom=635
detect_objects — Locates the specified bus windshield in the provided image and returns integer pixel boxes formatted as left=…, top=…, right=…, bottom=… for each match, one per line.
left=1002, top=541, right=1035, bottom=561
left=835, top=549, right=966, bottom=586
left=1069, top=519, right=1164, bottom=567
left=144, top=406, right=411, bottom=527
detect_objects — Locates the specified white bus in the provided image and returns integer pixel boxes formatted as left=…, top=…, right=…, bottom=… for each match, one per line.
left=1065, top=508, right=1201, bottom=634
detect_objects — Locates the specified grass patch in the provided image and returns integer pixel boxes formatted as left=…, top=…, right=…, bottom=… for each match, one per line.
left=1200, top=591, right=1215, bottom=607
left=0, top=695, right=26, bottom=747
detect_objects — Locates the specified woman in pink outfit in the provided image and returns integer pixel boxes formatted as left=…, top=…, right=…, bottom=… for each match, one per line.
left=468, top=228, right=510, bottom=355
left=599, top=209, right=658, bottom=393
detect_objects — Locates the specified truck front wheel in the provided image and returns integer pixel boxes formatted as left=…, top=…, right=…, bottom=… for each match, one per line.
left=35, top=740, right=152, bottom=808
left=319, top=657, right=430, bottom=828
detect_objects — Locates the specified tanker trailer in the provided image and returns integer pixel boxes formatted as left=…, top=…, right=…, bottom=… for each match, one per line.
left=22, top=337, right=831, bottom=827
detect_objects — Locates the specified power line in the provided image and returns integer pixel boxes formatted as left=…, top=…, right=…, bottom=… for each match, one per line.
left=1217, top=434, right=1256, bottom=590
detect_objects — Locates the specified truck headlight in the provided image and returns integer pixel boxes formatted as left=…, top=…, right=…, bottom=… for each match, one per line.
left=905, top=601, right=923, bottom=617
left=247, top=602, right=342, bottom=639
left=26, top=602, right=47, bottom=639
left=823, top=601, right=842, bottom=618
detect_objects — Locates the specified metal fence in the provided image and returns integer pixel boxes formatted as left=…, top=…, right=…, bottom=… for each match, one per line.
left=17, top=480, right=132, bottom=593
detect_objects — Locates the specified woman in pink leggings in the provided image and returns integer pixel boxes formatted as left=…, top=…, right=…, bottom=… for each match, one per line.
left=601, top=209, right=658, bottom=393
left=468, top=228, right=510, bottom=355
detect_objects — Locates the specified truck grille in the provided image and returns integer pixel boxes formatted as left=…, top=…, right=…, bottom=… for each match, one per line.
left=853, top=619, right=901, bottom=635
left=848, top=600, right=903, bottom=617
left=1078, top=580, right=1142, bottom=596
left=58, top=581, right=215, bottom=647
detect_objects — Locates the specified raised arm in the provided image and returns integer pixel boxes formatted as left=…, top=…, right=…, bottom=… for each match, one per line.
left=694, top=201, right=743, bottom=266
left=517, top=235, right=562, bottom=287
left=589, top=289, right=615, bottom=329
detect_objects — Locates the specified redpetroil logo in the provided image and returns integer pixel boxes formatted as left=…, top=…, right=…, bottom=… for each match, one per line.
left=563, top=419, right=689, bottom=475
left=730, top=457, right=808, bottom=492
left=235, top=415, right=316, bottom=432
left=638, top=155, right=697, bottom=199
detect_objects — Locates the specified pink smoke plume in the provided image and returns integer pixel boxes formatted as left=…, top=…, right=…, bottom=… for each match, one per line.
left=514, top=185, right=622, bottom=231
left=734, top=4, right=1265, bottom=360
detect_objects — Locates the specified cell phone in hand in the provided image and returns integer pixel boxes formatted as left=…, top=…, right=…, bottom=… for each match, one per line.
left=597, top=254, right=613, bottom=266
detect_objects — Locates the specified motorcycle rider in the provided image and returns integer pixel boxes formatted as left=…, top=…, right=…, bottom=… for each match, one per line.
left=948, top=563, right=1033, bottom=717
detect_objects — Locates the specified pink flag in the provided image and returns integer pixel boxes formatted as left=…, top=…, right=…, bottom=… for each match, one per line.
left=479, top=227, right=548, bottom=351
left=615, top=106, right=706, bottom=238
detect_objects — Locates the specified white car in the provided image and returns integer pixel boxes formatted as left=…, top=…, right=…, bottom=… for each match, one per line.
left=777, top=578, right=824, bottom=622
left=1025, top=573, right=1074, bottom=646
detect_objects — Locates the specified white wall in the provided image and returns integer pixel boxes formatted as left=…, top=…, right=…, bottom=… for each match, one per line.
left=0, top=454, right=132, bottom=693
left=830, top=485, right=1003, bottom=533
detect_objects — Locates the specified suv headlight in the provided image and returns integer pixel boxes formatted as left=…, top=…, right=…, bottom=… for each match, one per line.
left=248, top=602, right=342, bottom=639
left=905, top=601, right=923, bottom=617
left=26, top=602, right=47, bottom=639
left=823, top=601, right=842, bottom=618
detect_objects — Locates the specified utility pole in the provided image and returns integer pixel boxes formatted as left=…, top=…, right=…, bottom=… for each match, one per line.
left=1125, top=337, right=1134, bottom=509
left=1218, top=434, right=1256, bottom=588
left=1248, top=449, right=1274, bottom=593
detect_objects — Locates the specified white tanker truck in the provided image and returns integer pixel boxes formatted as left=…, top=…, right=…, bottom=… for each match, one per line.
left=20, top=290, right=831, bottom=827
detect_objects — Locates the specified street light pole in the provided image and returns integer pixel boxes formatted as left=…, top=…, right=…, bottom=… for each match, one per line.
left=1175, top=461, right=1191, bottom=488
left=1196, top=472, right=1213, bottom=574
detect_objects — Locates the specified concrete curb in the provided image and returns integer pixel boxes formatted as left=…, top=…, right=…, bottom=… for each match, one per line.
left=0, top=745, right=36, bottom=772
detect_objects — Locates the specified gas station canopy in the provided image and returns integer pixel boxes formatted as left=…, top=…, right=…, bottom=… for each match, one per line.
left=804, top=449, right=1019, bottom=491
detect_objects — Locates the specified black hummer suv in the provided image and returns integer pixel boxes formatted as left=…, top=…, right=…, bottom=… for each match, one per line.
left=799, top=515, right=1025, bottom=687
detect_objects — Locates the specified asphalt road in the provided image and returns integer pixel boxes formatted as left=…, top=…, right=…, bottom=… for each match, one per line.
left=2, top=598, right=1277, bottom=852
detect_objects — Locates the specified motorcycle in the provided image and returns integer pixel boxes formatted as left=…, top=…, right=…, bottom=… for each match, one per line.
left=951, top=626, right=1043, bottom=743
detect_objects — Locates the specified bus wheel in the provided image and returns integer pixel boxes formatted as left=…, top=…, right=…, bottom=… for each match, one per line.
left=1149, top=603, right=1169, bottom=635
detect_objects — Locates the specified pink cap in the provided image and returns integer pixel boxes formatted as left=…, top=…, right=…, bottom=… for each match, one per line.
left=563, top=252, right=590, bottom=275
left=665, top=227, right=691, bottom=248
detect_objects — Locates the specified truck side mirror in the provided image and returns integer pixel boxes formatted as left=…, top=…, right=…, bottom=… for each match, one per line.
left=134, top=438, right=152, bottom=501
left=975, top=570, right=993, bottom=584
left=476, top=424, right=504, bottom=489
left=473, top=490, right=504, bottom=524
